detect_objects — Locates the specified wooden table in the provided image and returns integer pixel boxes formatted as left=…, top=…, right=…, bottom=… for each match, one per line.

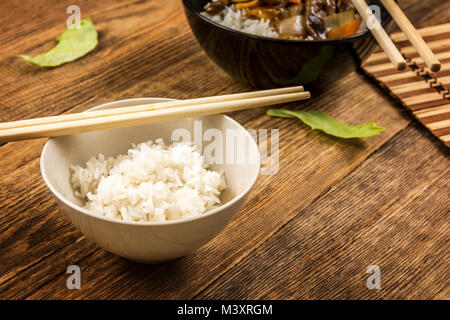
left=0, top=0, right=448, bottom=300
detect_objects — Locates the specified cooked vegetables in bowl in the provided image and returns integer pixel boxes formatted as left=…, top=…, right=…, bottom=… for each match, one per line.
left=183, top=0, right=393, bottom=89
left=202, top=0, right=364, bottom=40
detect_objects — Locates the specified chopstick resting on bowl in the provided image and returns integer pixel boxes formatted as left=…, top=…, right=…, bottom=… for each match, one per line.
left=352, top=0, right=441, bottom=72
left=0, top=86, right=310, bottom=143
left=0, top=86, right=304, bottom=130
left=380, top=0, right=441, bottom=72
left=351, top=0, right=406, bottom=71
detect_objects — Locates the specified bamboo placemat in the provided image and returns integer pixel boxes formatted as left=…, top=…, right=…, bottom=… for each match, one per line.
left=361, top=23, right=450, bottom=148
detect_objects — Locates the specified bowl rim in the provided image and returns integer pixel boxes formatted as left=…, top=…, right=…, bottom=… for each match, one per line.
left=40, top=97, right=261, bottom=226
left=182, top=0, right=392, bottom=44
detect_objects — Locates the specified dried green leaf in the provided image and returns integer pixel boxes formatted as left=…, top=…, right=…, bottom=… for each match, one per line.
left=267, top=109, right=385, bottom=138
left=19, top=18, right=97, bottom=67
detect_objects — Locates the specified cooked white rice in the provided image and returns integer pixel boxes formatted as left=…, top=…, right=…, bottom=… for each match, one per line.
left=70, top=139, right=227, bottom=222
left=202, top=5, right=279, bottom=38
left=203, top=4, right=367, bottom=39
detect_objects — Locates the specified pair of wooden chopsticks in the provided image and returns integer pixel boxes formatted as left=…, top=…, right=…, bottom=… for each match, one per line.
left=0, top=86, right=310, bottom=143
left=352, top=0, right=441, bottom=72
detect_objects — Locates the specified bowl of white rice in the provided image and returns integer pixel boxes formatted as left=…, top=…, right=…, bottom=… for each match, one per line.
left=40, top=98, right=260, bottom=263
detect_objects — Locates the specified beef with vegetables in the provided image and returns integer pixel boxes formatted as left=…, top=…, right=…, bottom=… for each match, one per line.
left=204, top=0, right=362, bottom=40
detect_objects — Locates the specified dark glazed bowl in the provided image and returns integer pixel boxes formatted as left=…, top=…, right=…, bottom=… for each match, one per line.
left=182, top=0, right=393, bottom=92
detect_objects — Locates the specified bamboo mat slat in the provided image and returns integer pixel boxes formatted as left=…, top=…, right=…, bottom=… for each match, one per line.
left=361, top=23, right=450, bottom=148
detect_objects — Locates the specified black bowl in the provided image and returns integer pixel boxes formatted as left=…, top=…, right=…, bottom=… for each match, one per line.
left=182, top=0, right=393, bottom=92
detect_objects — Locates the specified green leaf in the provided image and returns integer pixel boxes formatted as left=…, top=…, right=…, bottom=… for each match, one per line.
left=267, top=109, right=385, bottom=139
left=19, top=17, right=98, bottom=67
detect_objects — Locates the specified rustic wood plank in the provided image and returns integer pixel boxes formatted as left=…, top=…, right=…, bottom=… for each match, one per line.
left=196, top=123, right=450, bottom=300
left=0, top=0, right=448, bottom=300
left=0, top=0, right=229, bottom=122
left=0, top=71, right=410, bottom=299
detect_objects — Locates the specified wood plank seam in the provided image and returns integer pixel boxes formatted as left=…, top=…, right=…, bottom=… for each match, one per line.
left=193, top=122, right=445, bottom=299
left=191, top=123, right=416, bottom=300
left=13, top=121, right=410, bottom=299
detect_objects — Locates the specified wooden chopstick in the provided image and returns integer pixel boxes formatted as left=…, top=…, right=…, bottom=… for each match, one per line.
left=351, top=0, right=407, bottom=71
left=380, top=0, right=441, bottom=72
left=0, top=86, right=303, bottom=130
left=0, top=91, right=310, bottom=143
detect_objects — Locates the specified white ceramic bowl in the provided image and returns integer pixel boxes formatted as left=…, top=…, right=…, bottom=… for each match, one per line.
left=40, top=98, right=260, bottom=263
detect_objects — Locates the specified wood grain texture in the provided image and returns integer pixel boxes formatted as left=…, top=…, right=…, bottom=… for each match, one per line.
left=197, top=123, right=450, bottom=299
left=0, top=72, right=411, bottom=299
left=0, top=0, right=448, bottom=299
